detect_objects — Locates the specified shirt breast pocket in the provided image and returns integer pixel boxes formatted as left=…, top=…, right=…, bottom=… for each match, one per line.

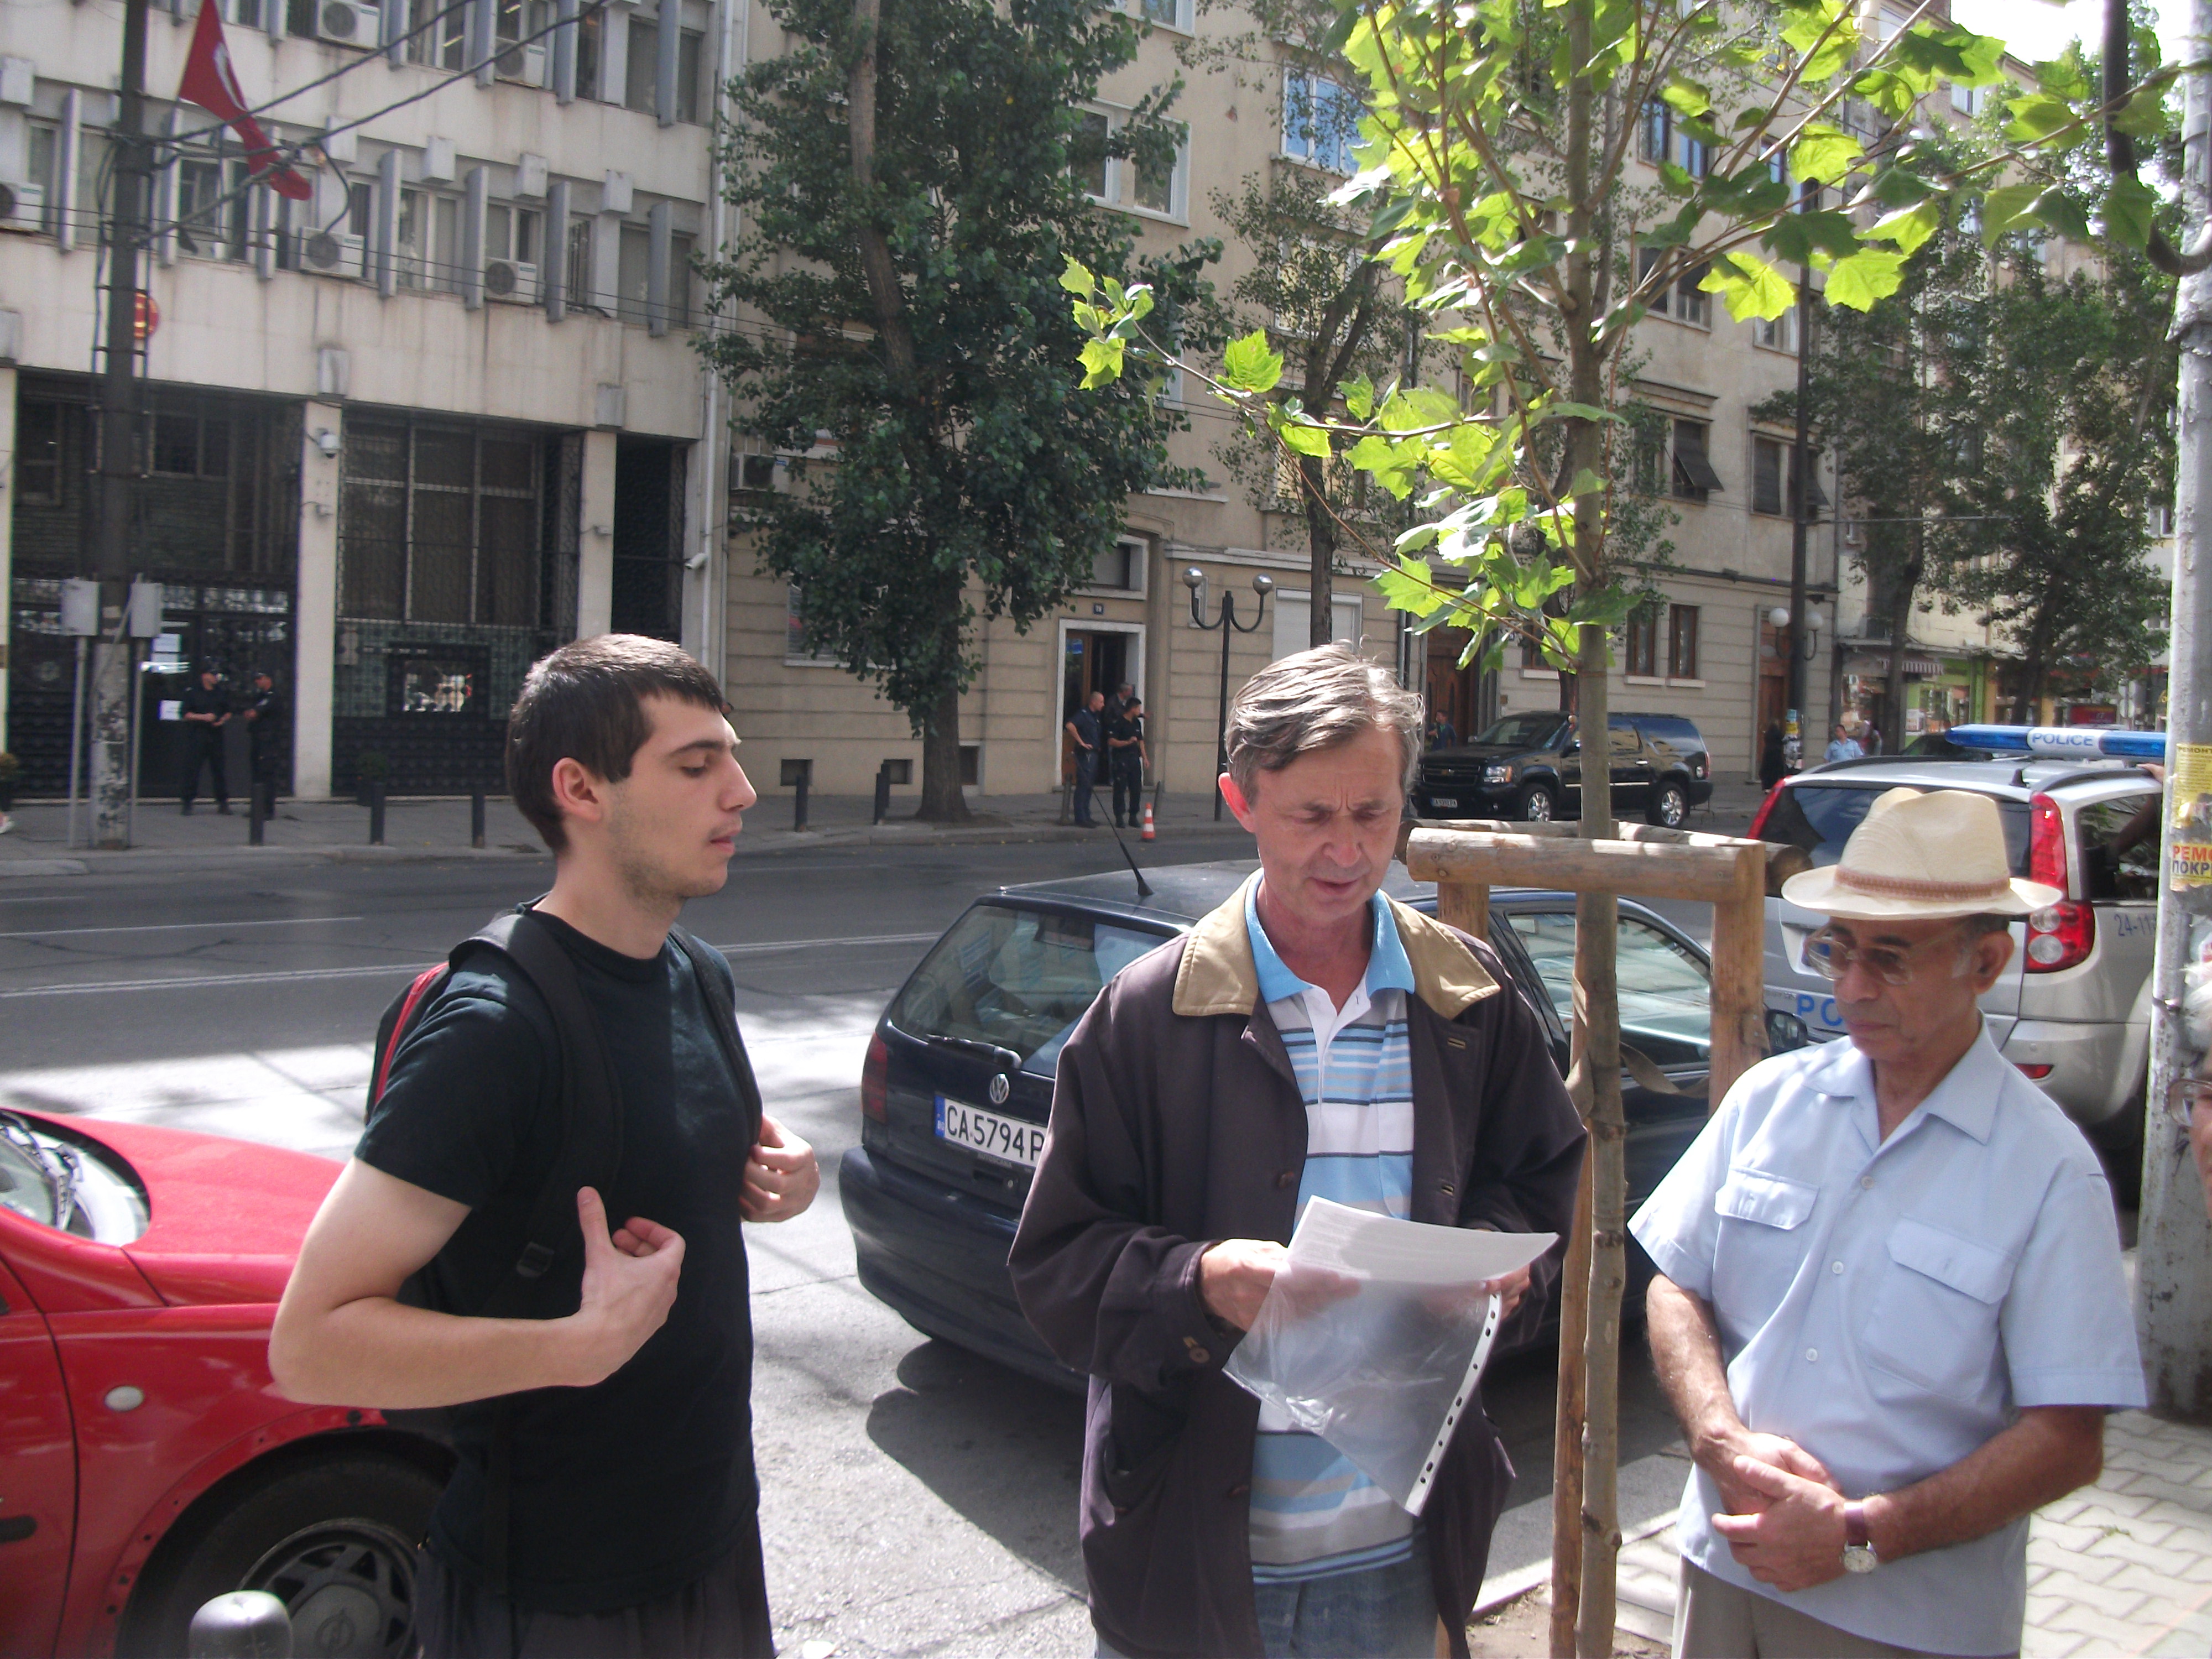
left=1710, top=1167, right=1816, bottom=1329
left=1862, top=1218, right=2014, bottom=1401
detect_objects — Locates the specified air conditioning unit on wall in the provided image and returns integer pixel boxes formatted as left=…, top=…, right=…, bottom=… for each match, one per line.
left=496, top=41, right=549, bottom=86
left=314, top=0, right=376, bottom=44
left=484, top=258, right=537, bottom=302
left=0, top=181, right=47, bottom=233
left=303, top=229, right=367, bottom=277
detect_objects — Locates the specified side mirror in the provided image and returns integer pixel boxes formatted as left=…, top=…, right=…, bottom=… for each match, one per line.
left=1766, top=1008, right=1814, bottom=1053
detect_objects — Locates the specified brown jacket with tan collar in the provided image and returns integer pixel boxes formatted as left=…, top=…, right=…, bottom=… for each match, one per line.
left=1009, top=879, right=1586, bottom=1659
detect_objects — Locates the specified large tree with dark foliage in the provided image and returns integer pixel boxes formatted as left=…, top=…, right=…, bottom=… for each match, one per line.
left=702, top=0, right=1214, bottom=818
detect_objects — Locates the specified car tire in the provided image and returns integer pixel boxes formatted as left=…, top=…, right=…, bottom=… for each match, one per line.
left=1648, top=781, right=1689, bottom=828
left=1519, top=784, right=1557, bottom=823
left=118, top=1452, right=440, bottom=1659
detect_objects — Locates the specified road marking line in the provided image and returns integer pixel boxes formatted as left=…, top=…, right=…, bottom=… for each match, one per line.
left=0, top=931, right=939, bottom=997
left=0, top=914, right=365, bottom=941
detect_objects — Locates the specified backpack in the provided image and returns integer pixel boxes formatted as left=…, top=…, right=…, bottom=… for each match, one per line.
left=368, top=902, right=759, bottom=1593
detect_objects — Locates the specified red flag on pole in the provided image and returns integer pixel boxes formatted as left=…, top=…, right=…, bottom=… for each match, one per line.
left=178, top=0, right=314, bottom=201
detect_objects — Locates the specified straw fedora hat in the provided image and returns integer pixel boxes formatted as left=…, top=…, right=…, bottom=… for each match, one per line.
left=1780, top=787, right=2063, bottom=920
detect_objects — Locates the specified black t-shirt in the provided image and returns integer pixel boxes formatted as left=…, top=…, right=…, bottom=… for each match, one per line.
left=180, top=683, right=228, bottom=724
left=246, top=688, right=286, bottom=753
left=356, top=912, right=762, bottom=1613
left=1107, top=712, right=1144, bottom=763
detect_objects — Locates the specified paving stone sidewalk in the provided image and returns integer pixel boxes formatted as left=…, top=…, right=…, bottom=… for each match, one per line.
left=1605, top=1411, right=2212, bottom=1656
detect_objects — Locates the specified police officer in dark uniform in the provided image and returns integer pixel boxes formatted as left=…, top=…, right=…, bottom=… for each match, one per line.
left=178, top=664, right=232, bottom=815
left=242, top=669, right=287, bottom=810
left=1107, top=693, right=1147, bottom=827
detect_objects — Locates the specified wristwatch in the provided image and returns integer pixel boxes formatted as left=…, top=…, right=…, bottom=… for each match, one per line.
left=1841, top=1501, right=1879, bottom=1574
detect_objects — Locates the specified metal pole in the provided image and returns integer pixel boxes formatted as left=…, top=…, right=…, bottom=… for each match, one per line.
left=471, top=789, right=487, bottom=849
left=367, top=781, right=385, bottom=846
left=66, top=637, right=86, bottom=850
left=127, top=650, right=143, bottom=848
left=792, top=765, right=809, bottom=832
left=90, top=0, right=152, bottom=851
left=1787, top=264, right=1814, bottom=732
left=1214, top=595, right=1233, bottom=821
left=2141, top=0, right=2212, bottom=1419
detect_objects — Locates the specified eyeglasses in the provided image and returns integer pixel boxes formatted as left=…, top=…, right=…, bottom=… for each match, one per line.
left=1803, top=925, right=1966, bottom=988
left=2166, top=1076, right=2212, bottom=1128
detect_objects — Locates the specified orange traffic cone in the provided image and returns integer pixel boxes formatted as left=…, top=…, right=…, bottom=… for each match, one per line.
left=1141, top=801, right=1156, bottom=841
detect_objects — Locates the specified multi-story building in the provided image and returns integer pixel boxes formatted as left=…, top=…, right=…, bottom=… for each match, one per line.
left=1, top=0, right=734, bottom=801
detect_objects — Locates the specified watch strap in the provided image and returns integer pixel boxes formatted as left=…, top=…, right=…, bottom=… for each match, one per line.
left=1844, top=1501, right=1871, bottom=1550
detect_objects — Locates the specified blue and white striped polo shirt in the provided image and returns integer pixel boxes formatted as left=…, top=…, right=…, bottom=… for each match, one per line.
left=1244, top=880, right=1422, bottom=1582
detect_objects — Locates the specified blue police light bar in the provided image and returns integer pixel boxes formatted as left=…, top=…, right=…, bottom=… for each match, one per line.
left=1947, top=725, right=2167, bottom=762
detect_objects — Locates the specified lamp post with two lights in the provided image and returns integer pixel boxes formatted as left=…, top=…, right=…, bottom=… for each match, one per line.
left=1184, top=567, right=1274, bottom=820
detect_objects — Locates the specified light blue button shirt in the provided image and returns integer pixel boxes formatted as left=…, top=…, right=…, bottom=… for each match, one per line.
left=1630, top=1027, right=2145, bottom=1656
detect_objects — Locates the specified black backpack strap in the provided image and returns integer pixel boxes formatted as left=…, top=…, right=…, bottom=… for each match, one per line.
left=467, top=906, right=625, bottom=1318
left=670, top=928, right=764, bottom=1143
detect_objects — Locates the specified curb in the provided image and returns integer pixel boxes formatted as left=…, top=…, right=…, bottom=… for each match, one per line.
left=1469, top=1510, right=1677, bottom=1623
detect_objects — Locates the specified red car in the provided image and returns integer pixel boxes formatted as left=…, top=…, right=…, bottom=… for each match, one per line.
left=0, top=1108, right=447, bottom=1659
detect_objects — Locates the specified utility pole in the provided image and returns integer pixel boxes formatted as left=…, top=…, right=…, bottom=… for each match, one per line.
left=90, top=0, right=152, bottom=850
left=1787, top=264, right=1814, bottom=738
left=2140, top=0, right=2212, bottom=1419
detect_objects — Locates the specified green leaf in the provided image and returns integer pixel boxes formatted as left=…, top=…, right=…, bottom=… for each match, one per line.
left=2004, top=93, right=2077, bottom=146
left=1078, top=337, right=1125, bottom=388
left=1701, top=252, right=1796, bottom=322
left=1276, top=417, right=1333, bottom=458
left=1980, top=181, right=2040, bottom=244
left=1867, top=199, right=1942, bottom=255
left=2101, top=175, right=2157, bottom=249
left=1788, top=124, right=1863, bottom=186
left=1340, top=374, right=1376, bottom=420
left=1566, top=468, right=1607, bottom=499
left=1765, top=207, right=1864, bottom=265
left=2030, top=187, right=2092, bottom=244
left=1661, top=77, right=1710, bottom=119
left=1058, top=257, right=1097, bottom=299
left=1824, top=247, right=1906, bottom=311
left=1220, top=330, right=1285, bottom=394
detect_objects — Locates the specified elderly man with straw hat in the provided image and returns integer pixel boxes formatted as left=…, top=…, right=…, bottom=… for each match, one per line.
left=1631, top=788, right=2146, bottom=1659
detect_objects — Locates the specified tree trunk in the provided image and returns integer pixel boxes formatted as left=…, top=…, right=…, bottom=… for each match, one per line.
left=1301, top=453, right=1337, bottom=646
left=848, top=0, right=918, bottom=383
left=1880, top=554, right=1921, bottom=757
left=917, top=682, right=971, bottom=822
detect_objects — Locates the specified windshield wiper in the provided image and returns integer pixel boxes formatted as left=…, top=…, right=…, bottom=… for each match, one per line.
left=925, top=1034, right=1024, bottom=1071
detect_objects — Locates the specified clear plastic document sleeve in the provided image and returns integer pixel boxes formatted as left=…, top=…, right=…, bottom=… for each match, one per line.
left=1223, top=1197, right=1557, bottom=1516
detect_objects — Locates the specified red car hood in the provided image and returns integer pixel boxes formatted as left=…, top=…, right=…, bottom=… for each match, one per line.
left=71, top=1118, right=341, bottom=1307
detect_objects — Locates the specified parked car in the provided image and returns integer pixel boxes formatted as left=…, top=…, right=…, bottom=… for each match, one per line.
left=1415, top=711, right=1714, bottom=827
left=0, top=1109, right=446, bottom=1659
left=838, top=859, right=1807, bottom=1389
left=1750, top=755, right=2159, bottom=1160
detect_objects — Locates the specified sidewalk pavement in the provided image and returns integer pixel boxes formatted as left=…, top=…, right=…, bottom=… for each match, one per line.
left=1556, top=1407, right=2212, bottom=1657
left=0, top=786, right=1258, bottom=876
left=0, top=775, right=1771, bottom=878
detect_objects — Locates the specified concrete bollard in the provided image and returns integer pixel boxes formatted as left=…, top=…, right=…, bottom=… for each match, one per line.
left=872, top=763, right=891, bottom=826
left=187, top=1590, right=291, bottom=1658
left=470, top=789, right=487, bottom=849
left=248, top=782, right=266, bottom=847
left=367, top=781, right=385, bottom=846
left=793, top=769, right=810, bottom=832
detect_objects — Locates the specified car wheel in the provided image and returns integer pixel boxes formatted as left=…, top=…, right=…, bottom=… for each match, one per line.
left=1648, top=781, right=1689, bottom=828
left=118, top=1453, right=439, bottom=1659
left=1519, top=784, right=1557, bottom=823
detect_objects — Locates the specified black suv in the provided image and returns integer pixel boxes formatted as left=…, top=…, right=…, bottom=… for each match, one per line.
left=1415, top=711, right=1713, bottom=825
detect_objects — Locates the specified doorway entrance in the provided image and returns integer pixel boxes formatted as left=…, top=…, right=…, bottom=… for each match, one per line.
left=1061, top=628, right=1131, bottom=781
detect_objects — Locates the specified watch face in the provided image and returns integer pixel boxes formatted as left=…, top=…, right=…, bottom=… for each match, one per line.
left=1842, top=1543, right=1879, bottom=1575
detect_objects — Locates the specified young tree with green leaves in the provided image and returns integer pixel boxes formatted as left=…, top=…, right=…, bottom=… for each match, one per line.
left=702, top=0, right=1216, bottom=820
left=1070, top=1, right=2151, bottom=1649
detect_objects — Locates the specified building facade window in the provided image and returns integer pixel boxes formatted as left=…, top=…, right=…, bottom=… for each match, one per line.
left=1282, top=72, right=1361, bottom=174
left=1131, top=121, right=1188, bottom=218
left=1754, top=305, right=1798, bottom=352
left=1640, top=100, right=1668, bottom=165
left=1671, top=420, right=1722, bottom=501
left=1073, top=106, right=1188, bottom=220
left=786, top=583, right=841, bottom=665
left=340, top=420, right=543, bottom=628
left=1667, top=603, right=1699, bottom=679
left=16, top=400, right=62, bottom=504
left=1752, top=436, right=1785, bottom=517
left=1626, top=608, right=1659, bottom=677
left=1138, top=0, right=1192, bottom=29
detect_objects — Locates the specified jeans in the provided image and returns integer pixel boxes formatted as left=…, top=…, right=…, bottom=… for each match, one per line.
left=1097, top=1550, right=1435, bottom=1659
left=1112, top=760, right=1142, bottom=825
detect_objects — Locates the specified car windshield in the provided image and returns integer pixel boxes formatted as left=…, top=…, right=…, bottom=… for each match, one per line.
left=0, top=1112, right=150, bottom=1243
left=1468, top=713, right=1569, bottom=749
left=1505, top=912, right=1712, bottom=1067
left=889, top=903, right=1170, bottom=1071
left=1761, top=783, right=2031, bottom=873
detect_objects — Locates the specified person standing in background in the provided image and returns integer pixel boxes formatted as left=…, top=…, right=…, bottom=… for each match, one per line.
left=243, top=668, right=288, bottom=809
left=1759, top=722, right=1787, bottom=792
left=1067, top=690, right=1105, bottom=828
left=179, top=664, right=232, bottom=815
left=1107, top=694, right=1147, bottom=828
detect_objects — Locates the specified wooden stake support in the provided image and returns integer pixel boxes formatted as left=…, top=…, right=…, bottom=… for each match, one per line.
left=1401, top=819, right=1769, bottom=1655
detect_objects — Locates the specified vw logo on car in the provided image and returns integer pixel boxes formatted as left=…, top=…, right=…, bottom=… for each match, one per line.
left=988, top=1072, right=1011, bottom=1105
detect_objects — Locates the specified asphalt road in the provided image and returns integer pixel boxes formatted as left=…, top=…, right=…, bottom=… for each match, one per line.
left=0, top=834, right=1688, bottom=1658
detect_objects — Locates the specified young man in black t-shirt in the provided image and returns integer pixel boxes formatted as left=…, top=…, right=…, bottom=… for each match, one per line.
left=272, top=635, right=818, bottom=1658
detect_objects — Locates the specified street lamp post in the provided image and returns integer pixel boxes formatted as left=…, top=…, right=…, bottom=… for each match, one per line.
left=1184, top=567, right=1274, bottom=820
